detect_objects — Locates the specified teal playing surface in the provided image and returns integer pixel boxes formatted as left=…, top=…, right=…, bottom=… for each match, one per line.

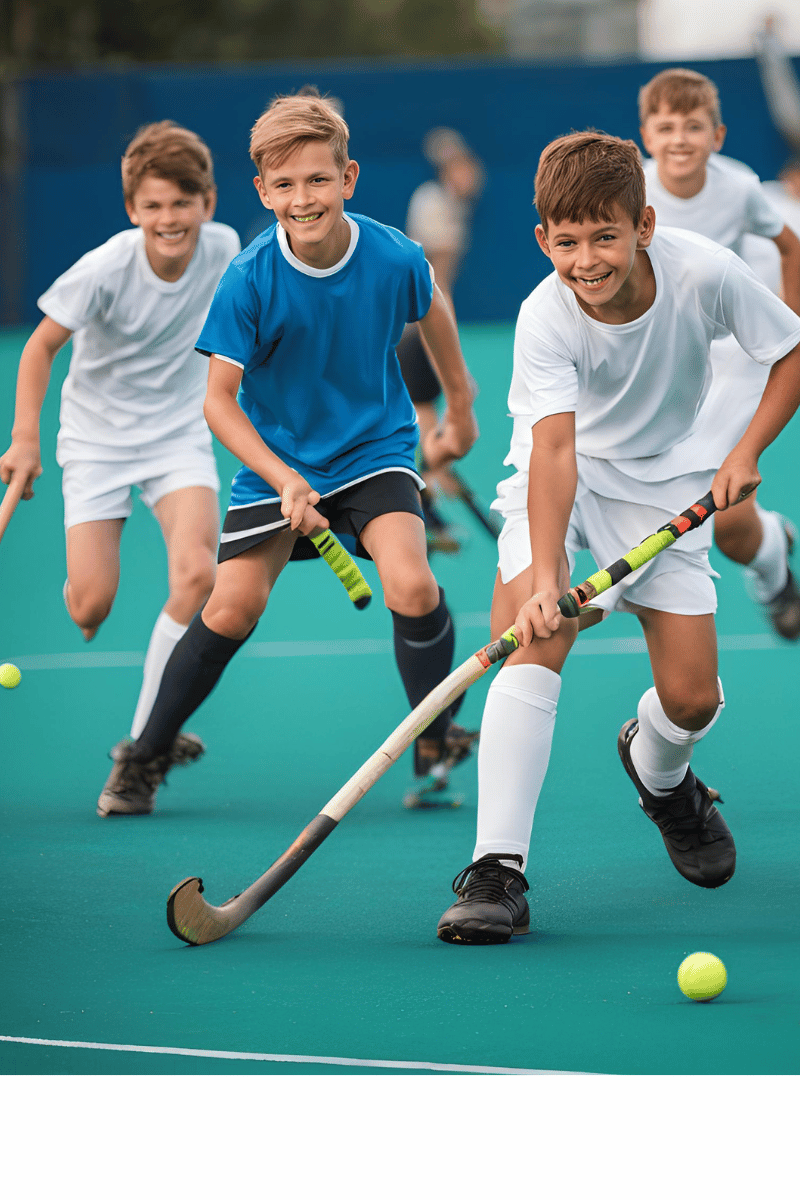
left=1, top=325, right=798, bottom=1075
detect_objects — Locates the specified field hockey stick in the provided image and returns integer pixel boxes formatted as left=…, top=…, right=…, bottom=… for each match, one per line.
left=0, top=474, right=28, bottom=547
left=166, top=625, right=521, bottom=945
left=557, top=490, right=718, bottom=618
left=309, top=530, right=372, bottom=609
left=446, top=466, right=502, bottom=538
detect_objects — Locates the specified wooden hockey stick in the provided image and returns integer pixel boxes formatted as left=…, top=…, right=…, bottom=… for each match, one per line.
left=167, top=626, right=521, bottom=945
left=446, top=466, right=502, bottom=538
left=0, top=474, right=27, bottom=547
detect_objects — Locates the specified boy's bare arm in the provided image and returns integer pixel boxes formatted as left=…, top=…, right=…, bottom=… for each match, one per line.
left=714, top=338, right=800, bottom=508
left=515, top=411, right=577, bottom=646
left=773, top=225, right=800, bottom=314
left=416, top=284, right=478, bottom=469
left=203, top=355, right=328, bottom=534
left=0, top=316, right=72, bottom=499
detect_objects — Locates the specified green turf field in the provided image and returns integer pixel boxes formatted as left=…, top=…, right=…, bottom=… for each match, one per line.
left=1, top=324, right=798, bottom=1075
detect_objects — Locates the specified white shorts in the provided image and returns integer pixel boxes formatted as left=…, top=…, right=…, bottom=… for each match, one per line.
left=61, top=441, right=220, bottom=529
left=496, top=476, right=718, bottom=616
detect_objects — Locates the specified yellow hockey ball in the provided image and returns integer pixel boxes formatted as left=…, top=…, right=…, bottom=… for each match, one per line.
left=677, top=952, right=727, bottom=1002
left=0, top=662, right=22, bottom=689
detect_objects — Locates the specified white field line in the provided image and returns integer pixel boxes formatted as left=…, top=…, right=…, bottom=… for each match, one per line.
left=0, top=1034, right=591, bottom=1075
left=5, top=622, right=785, bottom=673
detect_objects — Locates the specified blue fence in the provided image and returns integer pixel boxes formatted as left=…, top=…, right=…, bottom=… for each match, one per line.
left=4, top=53, right=796, bottom=326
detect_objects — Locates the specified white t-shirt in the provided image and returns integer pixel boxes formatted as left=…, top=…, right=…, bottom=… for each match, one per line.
left=741, top=180, right=800, bottom=291
left=501, top=227, right=800, bottom=499
left=644, top=155, right=791, bottom=455
left=38, top=221, right=241, bottom=462
left=643, top=153, right=784, bottom=257
left=405, top=180, right=469, bottom=256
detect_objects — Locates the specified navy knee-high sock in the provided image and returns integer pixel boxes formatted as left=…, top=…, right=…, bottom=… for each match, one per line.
left=391, top=587, right=454, bottom=741
left=134, top=612, right=254, bottom=760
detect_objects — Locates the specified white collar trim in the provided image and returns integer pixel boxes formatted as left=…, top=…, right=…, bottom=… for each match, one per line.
left=276, top=213, right=359, bottom=276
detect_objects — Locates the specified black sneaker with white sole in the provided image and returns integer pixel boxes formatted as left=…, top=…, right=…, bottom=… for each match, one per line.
left=437, top=854, right=530, bottom=944
left=618, top=718, right=735, bottom=889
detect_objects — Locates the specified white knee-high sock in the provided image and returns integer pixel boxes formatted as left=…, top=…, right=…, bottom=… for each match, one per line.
left=130, top=611, right=189, bottom=739
left=630, top=684, right=724, bottom=796
left=473, top=663, right=561, bottom=872
left=745, top=506, right=788, bottom=602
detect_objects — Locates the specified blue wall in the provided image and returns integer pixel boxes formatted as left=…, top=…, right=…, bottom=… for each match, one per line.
left=9, top=53, right=797, bottom=326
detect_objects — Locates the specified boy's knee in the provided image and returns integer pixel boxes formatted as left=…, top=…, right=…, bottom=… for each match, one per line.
left=66, top=582, right=114, bottom=632
left=204, top=596, right=265, bottom=640
left=383, top=569, right=440, bottom=617
left=661, top=687, right=721, bottom=733
left=171, top=556, right=216, bottom=604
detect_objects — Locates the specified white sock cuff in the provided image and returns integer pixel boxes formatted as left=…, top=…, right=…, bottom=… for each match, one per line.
left=639, top=680, right=724, bottom=747
left=155, top=611, right=189, bottom=641
left=490, top=663, right=561, bottom=712
left=473, top=842, right=530, bottom=870
left=751, top=508, right=786, bottom=568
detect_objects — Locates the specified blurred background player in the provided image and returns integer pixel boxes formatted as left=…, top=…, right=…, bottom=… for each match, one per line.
left=0, top=121, right=240, bottom=798
left=397, top=127, right=484, bottom=553
left=639, top=67, right=800, bottom=638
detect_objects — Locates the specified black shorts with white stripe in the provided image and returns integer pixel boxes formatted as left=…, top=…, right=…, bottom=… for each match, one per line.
left=218, top=470, right=424, bottom=564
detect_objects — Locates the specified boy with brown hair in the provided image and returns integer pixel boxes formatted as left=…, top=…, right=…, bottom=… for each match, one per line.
left=98, top=90, right=479, bottom=817
left=639, top=67, right=800, bottom=639
left=0, top=121, right=240, bottom=801
left=437, top=130, right=800, bottom=946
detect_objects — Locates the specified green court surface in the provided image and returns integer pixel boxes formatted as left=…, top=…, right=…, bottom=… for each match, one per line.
left=1, top=325, right=798, bottom=1076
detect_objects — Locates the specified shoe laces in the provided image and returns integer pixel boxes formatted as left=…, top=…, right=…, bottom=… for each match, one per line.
left=451, top=854, right=529, bottom=899
left=651, top=779, right=724, bottom=839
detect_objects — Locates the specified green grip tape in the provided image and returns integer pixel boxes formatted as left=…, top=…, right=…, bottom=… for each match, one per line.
left=310, top=531, right=373, bottom=609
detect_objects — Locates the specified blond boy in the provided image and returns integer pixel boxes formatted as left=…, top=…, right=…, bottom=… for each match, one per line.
left=98, top=91, right=479, bottom=817
left=640, top=68, right=800, bottom=638
left=0, top=121, right=240, bottom=796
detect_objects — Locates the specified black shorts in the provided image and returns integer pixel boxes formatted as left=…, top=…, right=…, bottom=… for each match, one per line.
left=218, top=469, right=424, bottom=564
left=396, top=325, right=441, bottom=407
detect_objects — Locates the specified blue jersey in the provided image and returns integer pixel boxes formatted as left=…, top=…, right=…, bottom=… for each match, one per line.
left=197, top=212, right=433, bottom=503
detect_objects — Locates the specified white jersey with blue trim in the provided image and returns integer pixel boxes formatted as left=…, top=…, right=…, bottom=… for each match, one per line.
left=197, top=212, right=433, bottom=504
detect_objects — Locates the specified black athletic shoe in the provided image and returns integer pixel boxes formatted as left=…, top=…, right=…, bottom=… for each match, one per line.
left=437, top=854, right=530, bottom=944
left=618, top=718, right=735, bottom=889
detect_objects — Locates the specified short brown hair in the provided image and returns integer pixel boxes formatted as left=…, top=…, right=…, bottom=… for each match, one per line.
left=638, top=68, right=722, bottom=127
left=534, top=131, right=646, bottom=230
left=122, top=120, right=215, bottom=204
left=250, top=90, right=350, bottom=177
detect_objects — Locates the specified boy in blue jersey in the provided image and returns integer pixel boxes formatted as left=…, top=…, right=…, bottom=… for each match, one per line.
left=98, top=90, right=479, bottom=815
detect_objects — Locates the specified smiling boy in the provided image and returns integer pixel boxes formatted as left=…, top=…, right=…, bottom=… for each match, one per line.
left=640, top=68, right=800, bottom=639
left=0, top=121, right=240, bottom=807
left=437, top=131, right=800, bottom=946
left=99, top=90, right=479, bottom=817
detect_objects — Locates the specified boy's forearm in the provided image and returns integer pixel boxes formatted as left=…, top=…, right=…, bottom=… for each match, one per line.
left=12, top=341, right=54, bottom=442
left=527, top=436, right=577, bottom=592
left=775, top=227, right=800, bottom=314
left=737, top=339, right=800, bottom=458
left=203, top=388, right=297, bottom=494
left=417, top=288, right=474, bottom=408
